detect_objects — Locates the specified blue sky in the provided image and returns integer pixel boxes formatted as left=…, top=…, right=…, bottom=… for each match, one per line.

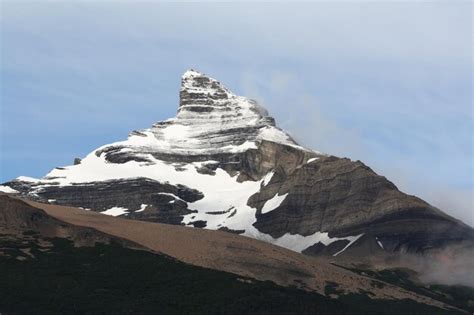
left=1, top=1, right=472, bottom=225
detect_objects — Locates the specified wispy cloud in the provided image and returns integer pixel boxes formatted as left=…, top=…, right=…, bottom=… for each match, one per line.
left=239, top=67, right=473, bottom=226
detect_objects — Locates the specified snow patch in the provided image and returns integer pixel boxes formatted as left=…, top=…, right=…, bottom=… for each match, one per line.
left=0, top=185, right=18, bottom=193
left=333, top=234, right=364, bottom=256
left=222, top=141, right=257, bottom=153
left=161, top=124, right=189, bottom=141
left=262, top=171, right=274, bottom=187
left=156, top=192, right=184, bottom=202
left=257, top=126, right=311, bottom=152
left=261, top=193, right=288, bottom=214
left=253, top=231, right=363, bottom=254
left=16, top=176, right=39, bottom=182
left=307, top=157, right=319, bottom=164
left=376, top=237, right=384, bottom=249
left=101, top=207, right=129, bottom=217
left=182, top=69, right=202, bottom=80
left=135, top=204, right=148, bottom=213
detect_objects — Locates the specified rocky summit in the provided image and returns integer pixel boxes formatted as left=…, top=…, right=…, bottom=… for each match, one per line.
left=2, top=70, right=473, bottom=257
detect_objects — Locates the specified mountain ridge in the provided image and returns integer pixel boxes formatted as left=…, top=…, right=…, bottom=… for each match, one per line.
left=2, top=69, right=472, bottom=258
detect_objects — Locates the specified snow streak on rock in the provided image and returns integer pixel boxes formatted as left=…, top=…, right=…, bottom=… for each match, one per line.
left=261, top=193, right=288, bottom=214
left=101, top=207, right=129, bottom=217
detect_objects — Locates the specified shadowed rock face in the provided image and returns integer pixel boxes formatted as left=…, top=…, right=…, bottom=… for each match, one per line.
left=2, top=70, right=473, bottom=257
left=6, top=178, right=203, bottom=225
left=249, top=152, right=473, bottom=254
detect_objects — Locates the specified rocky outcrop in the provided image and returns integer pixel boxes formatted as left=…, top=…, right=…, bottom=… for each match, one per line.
left=6, top=178, right=203, bottom=225
left=248, top=154, right=473, bottom=254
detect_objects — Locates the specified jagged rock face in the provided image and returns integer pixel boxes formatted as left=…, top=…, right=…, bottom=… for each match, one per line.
left=95, top=69, right=298, bottom=163
left=248, top=156, right=474, bottom=253
left=2, top=70, right=473, bottom=257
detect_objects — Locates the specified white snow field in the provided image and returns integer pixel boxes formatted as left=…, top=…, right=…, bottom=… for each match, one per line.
left=0, top=185, right=18, bottom=193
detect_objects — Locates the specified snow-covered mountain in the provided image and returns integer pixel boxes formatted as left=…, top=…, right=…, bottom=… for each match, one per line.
left=3, top=69, right=473, bottom=256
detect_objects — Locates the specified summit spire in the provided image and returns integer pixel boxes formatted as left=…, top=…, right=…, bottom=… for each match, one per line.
left=179, top=69, right=233, bottom=108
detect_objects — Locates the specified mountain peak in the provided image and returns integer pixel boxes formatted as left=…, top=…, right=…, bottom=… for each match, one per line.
left=3, top=69, right=472, bottom=268
left=171, top=70, right=300, bottom=154
left=180, top=69, right=234, bottom=108
left=182, top=68, right=204, bottom=79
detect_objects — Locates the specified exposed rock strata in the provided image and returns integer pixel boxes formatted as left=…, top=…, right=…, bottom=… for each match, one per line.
left=2, top=70, right=472, bottom=257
